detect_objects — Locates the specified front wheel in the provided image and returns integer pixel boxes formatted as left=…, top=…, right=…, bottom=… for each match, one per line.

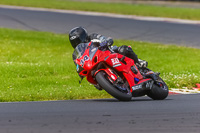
left=95, top=71, right=132, bottom=101
left=147, top=77, right=168, bottom=100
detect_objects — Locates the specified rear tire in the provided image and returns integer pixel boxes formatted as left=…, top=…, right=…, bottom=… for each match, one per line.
left=147, top=77, right=168, bottom=100
left=96, top=71, right=132, bottom=101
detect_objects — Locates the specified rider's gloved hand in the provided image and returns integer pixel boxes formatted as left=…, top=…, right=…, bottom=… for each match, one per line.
left=99, top=37, right=113, bottom=47
left=91, top=37, right=113, bottom=48
left=91, top=39, right=101, bottom=47
left=91, top=39, right=101, bottom=43
left=99, top=40, right=107, bottom=47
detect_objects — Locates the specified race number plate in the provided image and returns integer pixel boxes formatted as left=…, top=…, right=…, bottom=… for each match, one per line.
left=111, top=58, right=121, bottom=67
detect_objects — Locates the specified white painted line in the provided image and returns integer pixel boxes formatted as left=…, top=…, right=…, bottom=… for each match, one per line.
left=170, top=88, right=200, bottom=94
left=1, top=5, right=200, bottom=25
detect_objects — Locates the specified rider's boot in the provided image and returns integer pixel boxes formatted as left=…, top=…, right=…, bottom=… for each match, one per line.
left=137, top=59, right=148, bottom=68
left=133, top=59, right=160, bottom=81
left=135, top=59, right=159, bottom=80
left=131, top=59, right=148, bottom=75
left=135, top=59, right=148, bottom=74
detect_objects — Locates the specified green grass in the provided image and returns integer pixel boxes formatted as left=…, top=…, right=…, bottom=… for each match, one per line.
left=0, top=28, right=200, bottom=102
left=0, top=28, right=112, bottom=102
left=1, top=0, right=200, bottom=20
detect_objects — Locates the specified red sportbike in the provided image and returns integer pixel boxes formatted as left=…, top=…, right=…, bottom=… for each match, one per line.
left=73, top=41, right=168, bottom=101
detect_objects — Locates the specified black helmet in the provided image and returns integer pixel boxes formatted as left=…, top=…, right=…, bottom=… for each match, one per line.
left=69, top=27, right=88, bottom=48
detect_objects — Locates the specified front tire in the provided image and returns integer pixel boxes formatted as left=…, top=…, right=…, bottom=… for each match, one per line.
left=96, top=71, right=132, bottom=101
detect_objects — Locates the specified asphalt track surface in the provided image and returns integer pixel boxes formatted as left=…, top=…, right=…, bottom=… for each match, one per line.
left=0, top=7, right=200, bottom=48
left=0, top=94, right=199, bottom=133
left=0, top=7, right=200, bottom=133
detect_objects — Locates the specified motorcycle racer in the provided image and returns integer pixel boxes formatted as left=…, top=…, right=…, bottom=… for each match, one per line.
left=69, top=27, right=168, bottom=100
left=69, top=26, right=147, bottom=67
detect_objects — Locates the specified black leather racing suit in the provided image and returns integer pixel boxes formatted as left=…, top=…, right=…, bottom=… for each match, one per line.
left=86, top=33, right=140, bottom=64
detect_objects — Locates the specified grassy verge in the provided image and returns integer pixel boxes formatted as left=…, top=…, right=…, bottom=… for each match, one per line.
left=0, top=28, right=200, bottom=102
left=1, top=0, right=200, bottom=20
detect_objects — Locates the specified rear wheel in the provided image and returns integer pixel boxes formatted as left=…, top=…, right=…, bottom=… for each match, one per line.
left=95, top=71, right=132, bottom=101
left=147, top=77, right=168, bottom=100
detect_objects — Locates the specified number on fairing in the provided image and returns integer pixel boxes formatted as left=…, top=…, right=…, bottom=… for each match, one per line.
left=80, top=55, right=89, bottom=66
left=111, top=58, right=121, bottom=67
left=111, top=58, right=120, bottom=65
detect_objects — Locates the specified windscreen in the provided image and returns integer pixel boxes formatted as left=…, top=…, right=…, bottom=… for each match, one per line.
left=73, top=43, right=89, bottom=60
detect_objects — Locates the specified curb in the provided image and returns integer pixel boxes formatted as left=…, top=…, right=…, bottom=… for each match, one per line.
left=1, top=5, right=200, bottom=25
left=169, top=83, right=200, bottom=95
